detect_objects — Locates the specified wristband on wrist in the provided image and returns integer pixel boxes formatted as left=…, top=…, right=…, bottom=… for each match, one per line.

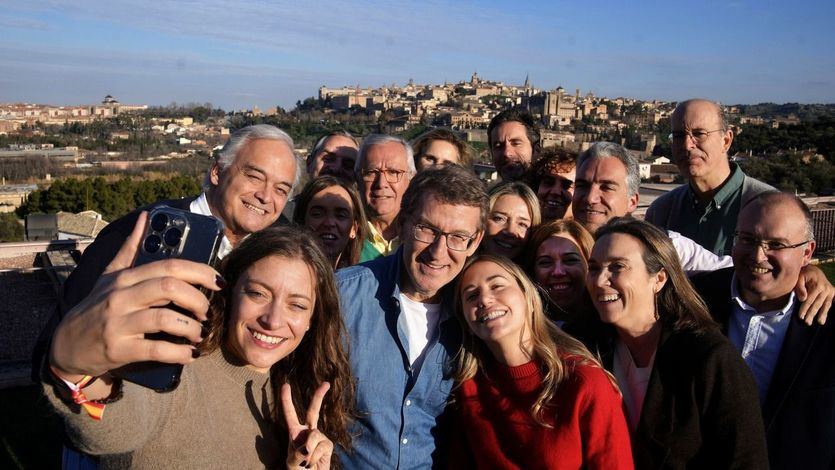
left=49, top=365, right=106, bottom=420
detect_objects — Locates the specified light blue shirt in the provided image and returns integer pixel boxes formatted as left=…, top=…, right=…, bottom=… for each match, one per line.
left=335, top=249, right=459, bottom=469
left=729, top=275, right=795, bottom=404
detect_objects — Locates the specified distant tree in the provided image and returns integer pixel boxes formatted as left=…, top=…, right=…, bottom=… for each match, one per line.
left=0, top=212, right=24, bottom=241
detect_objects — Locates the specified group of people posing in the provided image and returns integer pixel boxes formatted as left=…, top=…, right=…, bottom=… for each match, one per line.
left=40, top=98, right=834, bottom=469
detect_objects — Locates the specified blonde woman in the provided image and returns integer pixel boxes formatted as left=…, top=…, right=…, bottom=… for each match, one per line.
left=449, top=254, right=633, bottom=469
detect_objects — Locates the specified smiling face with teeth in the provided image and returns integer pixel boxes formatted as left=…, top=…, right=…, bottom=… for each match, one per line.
left=572, top=157, right=638, bottom=234
left=534, top=235, right=588, bottom=312
left=483, top=194, right=533, bottom=261
left=304, top=184, right=358, bottom=267
left=587, top=233, right=668, bottom=336
left=459, top=259, right=531, bottom=360
left=209, top=138, right=297, bottom=246
left=732, top=197, right=815, bottom=312
left=400, top=194, right=483, bottom=303
left=226, top=255, right=315, bottom=373
left=537, top=166, right=576, bottom=221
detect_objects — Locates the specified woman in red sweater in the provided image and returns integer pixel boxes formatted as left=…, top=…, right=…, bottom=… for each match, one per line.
left=451, top=254, right=633, bottom=469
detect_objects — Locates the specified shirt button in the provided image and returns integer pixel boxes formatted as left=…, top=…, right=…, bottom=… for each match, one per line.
left=402, top=438, right=408, bottom=445
left=405, top=399, right=412, bottom=406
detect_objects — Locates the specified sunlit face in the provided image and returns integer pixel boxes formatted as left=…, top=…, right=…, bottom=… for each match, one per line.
left=308, top=135, right=359, bottom=182
left=209, top=139, right=297, bottom=244
left=483, top=194, right=532, bottom=260
left=670, top=100, right=733, bottom=182
left=359, top=141, right=411, bottom=224
left=534, top=235, right=588, bottom=311
left=460, top=260, right=529, bottom=351
left=732, top=201, right=815, bottom=312
left=537, top=166, right=576, bottom=220
left=226, top=255, right=315, bottom=373
left=490, top=121, right=533, bottom=181
left=417, top=140, right=460, bottom=171
left=587, top=233, right=667, bottom=335
left=400, top=194, right=483, bottom=303
left=572, top=157, right=638, bottom=234
left=304, top=185, right=358, bottom=266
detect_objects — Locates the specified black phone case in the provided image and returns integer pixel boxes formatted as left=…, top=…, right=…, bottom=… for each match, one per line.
left=111, top=205, right=223, bottom=392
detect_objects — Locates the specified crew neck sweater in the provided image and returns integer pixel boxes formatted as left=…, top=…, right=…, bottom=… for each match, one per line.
left=44, top=349, right=282, bottom=469
left=450, top=356, right=633, bottom=469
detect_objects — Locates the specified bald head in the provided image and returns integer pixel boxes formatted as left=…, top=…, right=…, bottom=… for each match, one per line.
left=732, top=191, right=815, bottom=312
left=671, top=99, right=734, bottom=193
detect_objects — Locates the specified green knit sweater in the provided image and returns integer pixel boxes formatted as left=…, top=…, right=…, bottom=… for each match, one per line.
left=44, top=349, right=283, bottom=469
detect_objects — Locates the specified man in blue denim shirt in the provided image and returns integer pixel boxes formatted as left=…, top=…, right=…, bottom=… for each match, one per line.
left=336, top=165, right=488, bottom=469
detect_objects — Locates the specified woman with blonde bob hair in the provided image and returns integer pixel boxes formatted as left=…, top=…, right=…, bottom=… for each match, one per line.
left=449, top=254, right=633, bottom=469
left=481, top=182, right=542, bottom=263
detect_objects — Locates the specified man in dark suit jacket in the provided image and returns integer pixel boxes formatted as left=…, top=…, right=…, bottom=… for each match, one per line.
left=35, top=124, right=300, bottom=375
left=36, top=124, right=301, bottom=468
left=692, top=192, right=835, bottom=470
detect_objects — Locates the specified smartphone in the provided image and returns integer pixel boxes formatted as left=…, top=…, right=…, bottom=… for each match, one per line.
left=111, top=205, right=224, bottom=392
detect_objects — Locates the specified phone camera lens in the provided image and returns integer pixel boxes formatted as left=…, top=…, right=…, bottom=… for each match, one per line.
left=151, top=213, right=169, bottom=232
left=144, top=234, right=162, bottom=254
left=163, top=227, right=182, bottom=247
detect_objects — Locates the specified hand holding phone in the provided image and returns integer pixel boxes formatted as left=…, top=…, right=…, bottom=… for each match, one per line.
left=48, top=210, right=223, bottom=396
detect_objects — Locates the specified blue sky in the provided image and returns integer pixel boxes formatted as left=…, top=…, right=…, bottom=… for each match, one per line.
left=1, top=0, right=833, bottom=110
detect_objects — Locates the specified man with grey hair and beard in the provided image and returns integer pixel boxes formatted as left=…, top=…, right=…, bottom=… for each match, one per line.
left=356, top=134, right=417, bottom=262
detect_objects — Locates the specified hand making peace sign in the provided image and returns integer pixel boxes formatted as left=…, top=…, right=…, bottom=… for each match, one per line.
left=282, top=382, right=334, bottom=470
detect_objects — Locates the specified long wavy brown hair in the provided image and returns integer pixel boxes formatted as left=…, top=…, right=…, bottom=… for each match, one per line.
left=200, top=226, right=355, bottom=460
left=453, top=254, right=616, bottom=427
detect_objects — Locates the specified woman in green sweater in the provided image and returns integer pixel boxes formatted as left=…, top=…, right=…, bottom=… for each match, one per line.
left=45, top=216, right=354, bottom=469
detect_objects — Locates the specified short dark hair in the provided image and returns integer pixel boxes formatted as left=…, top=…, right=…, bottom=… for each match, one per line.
left=399, top=165, right=488, bottom=230
left=528, top=147, right=578, bottom=189
left=487, top=108, right=542, bottom=158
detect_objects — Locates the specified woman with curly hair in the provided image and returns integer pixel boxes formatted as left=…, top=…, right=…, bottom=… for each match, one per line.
left=449, top=254, right=632, bottom=469
left=45, top=218, right=354, bottom=469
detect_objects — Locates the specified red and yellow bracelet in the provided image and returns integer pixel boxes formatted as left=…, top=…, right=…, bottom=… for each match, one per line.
left=49, top=366, right=107, bottom=420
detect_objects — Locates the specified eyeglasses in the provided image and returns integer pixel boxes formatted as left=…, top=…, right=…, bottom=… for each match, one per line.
left=733, top=232, right=812, bottom=253
left=359, top=168, right=407, bottom=183
left=668, top=129, right=724, bottom=143
left=412, top=223, right=477, bottom=252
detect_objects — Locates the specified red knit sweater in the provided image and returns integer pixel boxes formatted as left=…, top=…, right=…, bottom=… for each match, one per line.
left=449, top=356, right=634, bottom=469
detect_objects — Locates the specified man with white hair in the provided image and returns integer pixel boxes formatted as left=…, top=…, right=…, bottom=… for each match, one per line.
left=35, top=123, right=301, bottom=468
left=355, top=134, right=416, bottom=262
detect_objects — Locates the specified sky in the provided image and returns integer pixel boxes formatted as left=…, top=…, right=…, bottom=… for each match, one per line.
left=1, top=0, right=834, bottom=110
